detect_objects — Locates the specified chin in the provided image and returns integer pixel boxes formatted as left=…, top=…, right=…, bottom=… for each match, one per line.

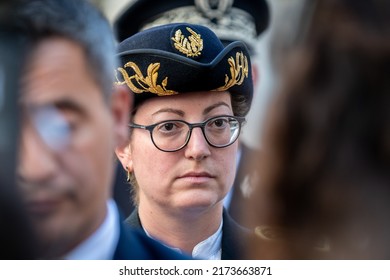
left=173, top=193, right=220, bottom=211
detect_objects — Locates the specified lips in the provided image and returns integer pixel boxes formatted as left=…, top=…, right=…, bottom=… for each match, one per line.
left=178, top=171, right=215, bottom=184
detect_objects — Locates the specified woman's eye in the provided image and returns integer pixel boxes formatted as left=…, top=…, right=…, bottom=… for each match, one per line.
left=161, top=122, right=175, bottom=131
left=157, top=121, right=183, bottom=133
left=210, top=118, right=228, bottom=128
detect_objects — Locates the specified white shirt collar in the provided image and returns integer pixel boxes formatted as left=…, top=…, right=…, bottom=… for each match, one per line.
left=63, top=199, right=120, bottom=260
left=144, top=219, right=223, bottom=260
left=192, top=220, right=223, bottom=260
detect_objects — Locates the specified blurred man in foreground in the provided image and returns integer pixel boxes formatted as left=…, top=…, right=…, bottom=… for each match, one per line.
left=14, top=0, right=190, bottom=260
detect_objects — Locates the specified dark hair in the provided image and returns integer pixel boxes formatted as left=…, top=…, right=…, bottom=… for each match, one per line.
left=230, top=92, right=250, bottom=117
left=14, top=0, right=116, bottom=99
left=247, top=0, right=390, bottom=259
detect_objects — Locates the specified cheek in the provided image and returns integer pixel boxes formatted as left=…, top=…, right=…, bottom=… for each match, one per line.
left=65, top=123, right=114, bottom=198
left=131, top=141, right=173, bottom=186
left=218, top=145, right=238, bottom=185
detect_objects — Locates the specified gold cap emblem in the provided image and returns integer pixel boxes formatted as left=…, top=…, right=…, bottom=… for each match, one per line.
left=171, top=27, right=203, bottom=57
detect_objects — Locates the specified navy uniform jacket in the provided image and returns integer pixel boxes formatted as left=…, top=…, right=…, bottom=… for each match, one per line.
left=125, top=208, right=250, bottom=260
left=114, top=215, right=191, bottom=260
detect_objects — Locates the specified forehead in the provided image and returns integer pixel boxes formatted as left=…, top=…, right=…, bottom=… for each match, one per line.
left=20, top=37, right=101, bottom=106
left=135, top=91, right=232, bottom=116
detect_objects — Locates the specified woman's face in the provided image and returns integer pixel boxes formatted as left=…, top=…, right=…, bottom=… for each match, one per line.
left=126, top=91, right=238, bottom=212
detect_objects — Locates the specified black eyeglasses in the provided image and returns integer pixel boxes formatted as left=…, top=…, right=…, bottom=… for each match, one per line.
left=129, top=115, right=246, bottom=152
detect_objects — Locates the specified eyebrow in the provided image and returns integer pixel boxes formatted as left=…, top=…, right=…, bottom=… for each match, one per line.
left=53, top=99, right=85, bottom=115
left=203, top=101, right=231, bottom=115
left=151, top=108, right=185, bottom=117
left=24, top=98, right=86, bottom=117
left=151, top=101, right=231, bottom=117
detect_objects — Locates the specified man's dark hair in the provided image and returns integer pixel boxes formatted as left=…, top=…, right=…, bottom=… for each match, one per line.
left=14, top=0, right=116, bottom=99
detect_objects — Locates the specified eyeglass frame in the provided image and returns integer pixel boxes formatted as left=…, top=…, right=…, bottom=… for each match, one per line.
left=128, top=115, right=246, bottom=152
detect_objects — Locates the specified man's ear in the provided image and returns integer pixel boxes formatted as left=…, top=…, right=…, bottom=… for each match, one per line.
left=110, top=84, right=133, bottom=149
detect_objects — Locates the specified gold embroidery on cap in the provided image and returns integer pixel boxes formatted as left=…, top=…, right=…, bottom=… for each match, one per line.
left=213, top=51, right=249, bottom=92
left=115, top=62, right=178, bottom=96
left=171, top=27, right=203, bottom=57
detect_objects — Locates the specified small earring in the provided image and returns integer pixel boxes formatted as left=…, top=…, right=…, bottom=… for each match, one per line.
left=126, top=167, right=131, bottom=182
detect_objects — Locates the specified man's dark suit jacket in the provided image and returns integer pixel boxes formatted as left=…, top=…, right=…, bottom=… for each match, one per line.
left=125, top=208, right=250, bottom=260
left=114, top=214, right=191, bottom=260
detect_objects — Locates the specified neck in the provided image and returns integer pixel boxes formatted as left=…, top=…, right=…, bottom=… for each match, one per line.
left=138, top=202, right=223, bottom=254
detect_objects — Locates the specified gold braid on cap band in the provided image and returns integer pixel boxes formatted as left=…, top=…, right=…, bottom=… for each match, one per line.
left=114, top=51, right=248, bottom=96
left=213, top=51, right=248, bottom=92
left=115, top=62, right=178, bottom=96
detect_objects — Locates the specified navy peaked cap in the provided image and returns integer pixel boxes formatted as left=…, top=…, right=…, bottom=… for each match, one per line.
left=115, top=23, right=253, bottom=112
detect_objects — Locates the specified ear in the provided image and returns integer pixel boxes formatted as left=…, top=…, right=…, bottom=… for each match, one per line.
left=115, top=143, right=133, bottom=172
left=110, top=84, right=133, bottom=150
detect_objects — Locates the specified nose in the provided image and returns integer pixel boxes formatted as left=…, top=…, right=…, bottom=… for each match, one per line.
left=18, top=124, right=59, bottom=185
left=184, top=127, right=211, bottom=160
